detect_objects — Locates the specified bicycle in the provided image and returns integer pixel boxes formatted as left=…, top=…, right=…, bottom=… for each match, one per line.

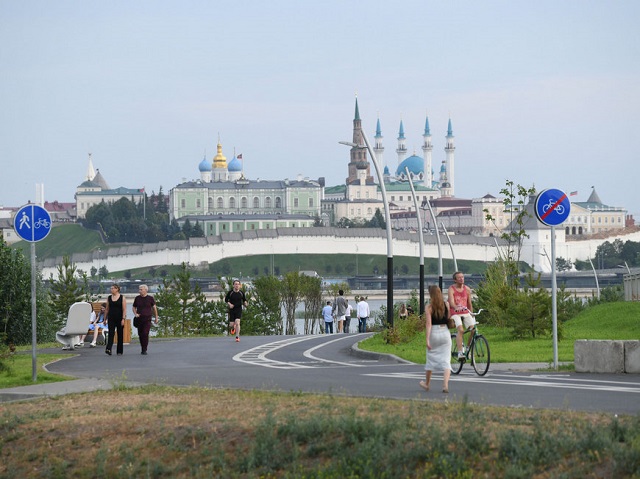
left=450, top=309, right=490, bottom=376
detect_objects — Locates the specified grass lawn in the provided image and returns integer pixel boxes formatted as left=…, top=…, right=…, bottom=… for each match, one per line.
left=1, top=385, right=638, bottom=478
left=359, top=301, right=640, bottom=365
left=0, top=352, right=73, bottom=388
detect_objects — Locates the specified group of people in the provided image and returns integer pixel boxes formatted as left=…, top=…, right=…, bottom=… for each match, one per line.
left=322, top=291, right=370, bottom=334
left=420, top=271, right=474, bottom=394
left=69, top=283, right=159, bottom=356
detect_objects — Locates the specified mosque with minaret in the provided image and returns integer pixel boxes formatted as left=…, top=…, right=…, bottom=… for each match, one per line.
left=322, top=98, right=462, bottom=228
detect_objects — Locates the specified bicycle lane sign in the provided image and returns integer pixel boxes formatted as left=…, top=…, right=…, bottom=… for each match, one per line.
left=535, top=188, right=571, bottom=227
left=13, top=204, right=52, bottom=242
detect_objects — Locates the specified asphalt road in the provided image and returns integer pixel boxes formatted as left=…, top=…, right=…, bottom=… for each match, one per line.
left=41, top=334, right=640, bottom=416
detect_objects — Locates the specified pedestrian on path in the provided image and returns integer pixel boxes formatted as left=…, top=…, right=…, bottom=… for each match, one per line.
left=132, top=284, right=159, bottom=355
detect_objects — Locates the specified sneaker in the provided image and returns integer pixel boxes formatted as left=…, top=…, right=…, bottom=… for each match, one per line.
left=74, top=343, right=83, bottom=348
left=90, top=343, right=96, bottom=348
left=458, top=351, right=465, bottom=359
left=235, top=337, right=240, bottom=342
left=141, top=351, right=148, bottom=355
left=230, top=328, right=235, bottom=335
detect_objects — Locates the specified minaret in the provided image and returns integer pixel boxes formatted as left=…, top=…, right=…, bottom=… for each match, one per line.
left=422, top=115, right=433, bottom=187
left=444, top=118, right=455, bottom=196
left=396, top=119, right=407, bottom=166
left=347, top=97, right=373, bottom=184
left=212, top=136, right=228, bottom=182
left=373, top=116, right=385, bottom=179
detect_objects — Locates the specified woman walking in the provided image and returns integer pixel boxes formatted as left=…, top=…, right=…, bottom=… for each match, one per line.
left=420, top=285, right=451, bottom=393
left=105, top=284, right=126, bottom=356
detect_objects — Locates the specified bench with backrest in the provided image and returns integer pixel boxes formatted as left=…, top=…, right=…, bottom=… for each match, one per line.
left=56, top=302, right=93, bottom=350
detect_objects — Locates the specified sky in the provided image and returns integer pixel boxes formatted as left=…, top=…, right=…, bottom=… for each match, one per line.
left=1, top=1, right=639, bottom=217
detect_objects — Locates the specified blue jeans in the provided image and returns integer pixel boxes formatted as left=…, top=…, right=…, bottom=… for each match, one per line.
left=325, top=321, right=334, bottom=334
left=358, top=317, right=368, bottom=333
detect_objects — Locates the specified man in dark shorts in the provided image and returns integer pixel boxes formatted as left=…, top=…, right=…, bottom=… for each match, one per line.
left=225, top=279, right=247, bottom=342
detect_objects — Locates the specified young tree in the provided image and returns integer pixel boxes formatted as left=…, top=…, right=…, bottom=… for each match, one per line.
left=48, top=256, right=85, bottom=328
left=280, top=272, right=302, bottom=335
left=300, top=275, right=322, bottom=334
left=249, top=275, right=283, bottom=335
left=154, top=277, right=182, bottom=336
left=484, top=180, right=536, bottom=288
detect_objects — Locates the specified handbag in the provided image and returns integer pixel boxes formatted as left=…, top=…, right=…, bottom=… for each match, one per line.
left=133, top=316, right=140, bottom=328
left=446, top=304, right=455, bottom=329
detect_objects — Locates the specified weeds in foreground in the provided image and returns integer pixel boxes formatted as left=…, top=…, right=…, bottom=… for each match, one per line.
left=1, top=387, right=638, bottom=478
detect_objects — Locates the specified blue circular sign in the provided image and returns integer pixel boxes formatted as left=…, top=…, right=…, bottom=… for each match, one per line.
left=535, top=189, right=571, bottom=227
left=13, top=205, right=52, bottom=242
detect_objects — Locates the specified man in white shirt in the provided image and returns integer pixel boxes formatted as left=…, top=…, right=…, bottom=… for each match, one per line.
left=356, top=296, right=370, bottom=333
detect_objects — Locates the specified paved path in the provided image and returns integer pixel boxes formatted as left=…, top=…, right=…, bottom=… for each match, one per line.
left=3, top=335, right=639, bottom=415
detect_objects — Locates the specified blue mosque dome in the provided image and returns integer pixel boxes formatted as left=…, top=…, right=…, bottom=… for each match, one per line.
left=228, top=156, right=242, bottom=172
left=198, top=156, right=212, bottom=172
left=395, top=155, right=424, bottom=177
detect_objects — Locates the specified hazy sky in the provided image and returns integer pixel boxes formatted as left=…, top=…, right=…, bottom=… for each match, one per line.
left=1, top=1, right=639, bottom=218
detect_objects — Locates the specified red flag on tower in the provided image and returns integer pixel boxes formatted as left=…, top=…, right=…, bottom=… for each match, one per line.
left=570, top=191, right=578, bottom=196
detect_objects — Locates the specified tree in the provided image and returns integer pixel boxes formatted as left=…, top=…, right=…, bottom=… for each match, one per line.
left=48, top=256, right=85, bottom=329
left=509, top=273, right=552, bottom=339
left=556, top=257, right=572, bottom=272
left=484, top=180, right=536, bottom=286
left=280, top=272, right=303, bottom=335
left=250, top=276, right=283, bottom=335
left=366, top=208, right=386, bottom=229
left=300, top=275, right=322, bottom=334
left=0, top=236, right=55, bottom=346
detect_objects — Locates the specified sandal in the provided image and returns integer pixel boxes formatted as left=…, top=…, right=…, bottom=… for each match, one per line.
left=442, top=388, right=449, bottom=393
left=419, top=381, right=430, bottom=392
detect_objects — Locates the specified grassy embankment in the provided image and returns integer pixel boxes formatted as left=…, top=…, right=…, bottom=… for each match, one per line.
left=359, top=301, right=640, bottom=365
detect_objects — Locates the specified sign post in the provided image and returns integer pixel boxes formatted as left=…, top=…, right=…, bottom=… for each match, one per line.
left=13, top=204, right=52, bottom=382
left=535, top=189, right=571, bottom=371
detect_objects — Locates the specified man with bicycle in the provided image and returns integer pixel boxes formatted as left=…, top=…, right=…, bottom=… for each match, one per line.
left=448, top=271, right=475, bottom=360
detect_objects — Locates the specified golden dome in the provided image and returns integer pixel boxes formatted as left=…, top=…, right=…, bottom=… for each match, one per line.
left=213, top=141, right=227, bottom=168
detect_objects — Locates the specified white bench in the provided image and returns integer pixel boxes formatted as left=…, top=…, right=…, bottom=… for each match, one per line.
left=55, top=302, right=92, bottom=350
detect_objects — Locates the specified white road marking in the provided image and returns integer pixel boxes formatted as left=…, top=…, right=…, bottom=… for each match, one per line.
left=364, top=371, right=640, bottom=393
left=233, top=334, right=372, bottom=369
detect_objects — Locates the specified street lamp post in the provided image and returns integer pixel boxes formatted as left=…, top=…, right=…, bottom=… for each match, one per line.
left=422, top=198, right=443, bottom=290
left=340, top=130, right=394, bottom=328
left=440, top=223, right=458, bottom=273
left=404, top=167, right=425, bottom=315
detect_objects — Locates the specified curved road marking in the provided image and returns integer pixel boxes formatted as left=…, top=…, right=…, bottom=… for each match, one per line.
left=233, top=334, right=371, bottom=369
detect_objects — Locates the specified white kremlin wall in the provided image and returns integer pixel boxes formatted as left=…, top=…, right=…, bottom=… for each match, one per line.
left=38, top=227, right=640, bottom=279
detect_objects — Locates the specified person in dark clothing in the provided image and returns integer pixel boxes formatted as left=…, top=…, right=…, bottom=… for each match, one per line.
left=225, top=279, right=247, bottom=342
left=132, top=284, right=159, bottom=355
left=105, top=284, right=127, bottom=356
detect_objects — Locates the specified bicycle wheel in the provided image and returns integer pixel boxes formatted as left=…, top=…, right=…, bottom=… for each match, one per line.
left=450, top=333, right=464, bottom=375
left=471, top=335, right=490, bottom=376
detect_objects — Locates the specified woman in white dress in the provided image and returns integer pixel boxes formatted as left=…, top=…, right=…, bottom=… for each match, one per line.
left=420, top=285, right=451, bottom=393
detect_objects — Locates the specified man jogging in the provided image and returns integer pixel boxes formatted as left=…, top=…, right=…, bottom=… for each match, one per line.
left=225, top=279, right=247, bottom=342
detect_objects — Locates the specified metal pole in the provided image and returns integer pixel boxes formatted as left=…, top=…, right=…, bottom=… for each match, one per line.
left=30, top=242, right=37, bottom=382
left=441, top=223, right=458, bottom=272
left=360, top=130, right=394, bottom=328
left=588, top=257, right=600, bottom=300
left=404, top=167, right=425, bottom=315
left=551, top=226, right=558, bottom=370
left=423, top=197, right=443, bottom=290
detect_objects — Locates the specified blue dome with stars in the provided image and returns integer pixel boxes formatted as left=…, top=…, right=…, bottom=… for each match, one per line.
left=228, top=156, right=242, bottom=172
left=198, top=156, right=212, bottom=172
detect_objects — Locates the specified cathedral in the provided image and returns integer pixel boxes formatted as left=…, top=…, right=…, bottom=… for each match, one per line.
left=169, top=138, right=323, bottom=236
